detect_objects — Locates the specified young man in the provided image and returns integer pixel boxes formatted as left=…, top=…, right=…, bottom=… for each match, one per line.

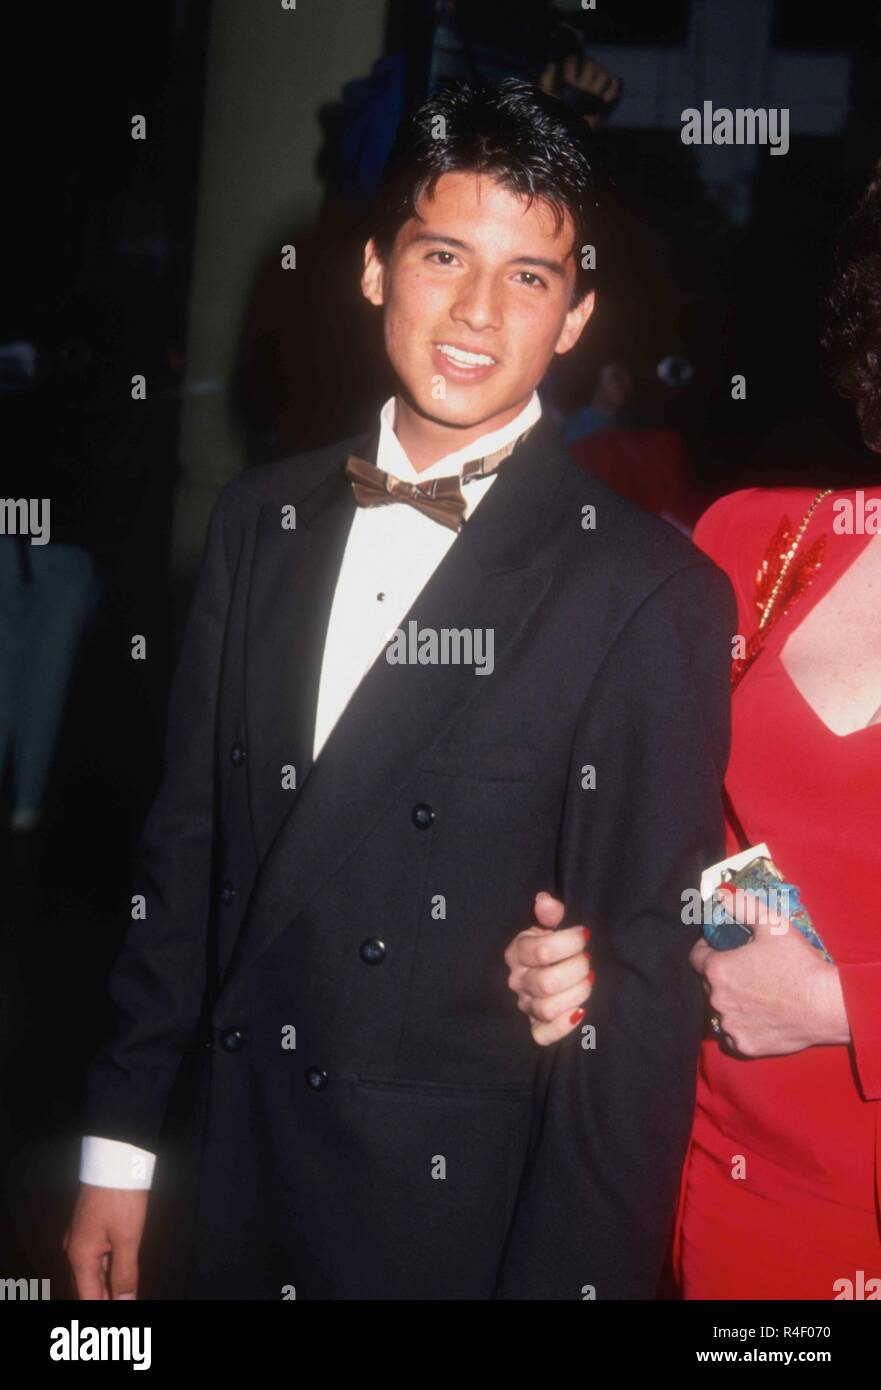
left=67, top=79, right=734, bottom=1300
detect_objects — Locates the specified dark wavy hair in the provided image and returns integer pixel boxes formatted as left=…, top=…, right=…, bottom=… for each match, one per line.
left=821, top=160, right=881, bottom=453
left=371, top=78, right=600, bottom=307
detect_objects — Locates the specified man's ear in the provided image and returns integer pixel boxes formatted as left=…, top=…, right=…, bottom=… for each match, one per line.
left=554, top=289, right=595, bottom=356
left=361, top=238, right=386, bottom=307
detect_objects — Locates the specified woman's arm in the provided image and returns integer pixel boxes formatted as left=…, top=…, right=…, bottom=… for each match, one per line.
left=506, top=884, right=854, bottom=1058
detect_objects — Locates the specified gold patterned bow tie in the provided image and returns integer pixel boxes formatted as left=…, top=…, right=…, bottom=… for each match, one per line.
left=345, top=423, right=535, bottom=533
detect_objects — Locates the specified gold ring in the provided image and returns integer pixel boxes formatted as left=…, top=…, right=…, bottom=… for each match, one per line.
left=709, top=1014, right=722, bottom=1036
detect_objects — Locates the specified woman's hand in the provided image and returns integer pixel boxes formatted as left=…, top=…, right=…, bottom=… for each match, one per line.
left=504, top=891, right=594, bottom=1045
left=689, top=885, right=850, bottom=1057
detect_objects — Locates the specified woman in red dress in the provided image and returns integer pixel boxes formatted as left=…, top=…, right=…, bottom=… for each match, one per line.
left=503, top=165, right=881, bottom=1298
left=674, top=481, right=881, bottom=1299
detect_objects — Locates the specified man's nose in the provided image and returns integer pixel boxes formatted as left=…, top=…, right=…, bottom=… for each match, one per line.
left=449, top=273, right=502, bottom=332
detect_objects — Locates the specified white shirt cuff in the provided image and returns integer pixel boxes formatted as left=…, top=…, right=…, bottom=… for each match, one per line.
left=80, top=1136, right=156, bottom=1190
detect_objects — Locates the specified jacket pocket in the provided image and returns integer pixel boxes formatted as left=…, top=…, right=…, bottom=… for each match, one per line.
left=354, top=1073, right=532, bottom=1102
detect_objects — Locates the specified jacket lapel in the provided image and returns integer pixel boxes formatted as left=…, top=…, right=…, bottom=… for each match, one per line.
left=244, top=445, right=367, bottom=863
left=224, top=414, right=571, bottom=996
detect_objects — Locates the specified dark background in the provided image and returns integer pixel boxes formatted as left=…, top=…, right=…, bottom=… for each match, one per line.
left=2, top=0, right=880, bottom=1290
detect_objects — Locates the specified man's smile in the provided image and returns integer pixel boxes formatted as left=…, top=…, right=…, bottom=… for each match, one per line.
left=433, top=340, right=500, bottom=381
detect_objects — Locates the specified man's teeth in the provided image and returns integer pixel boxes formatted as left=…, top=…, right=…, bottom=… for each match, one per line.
left=437, top=344, right=496, bottom=367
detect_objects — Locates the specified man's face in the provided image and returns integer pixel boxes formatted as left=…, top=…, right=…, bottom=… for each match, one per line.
left=361, top=170, right=594, bottom=432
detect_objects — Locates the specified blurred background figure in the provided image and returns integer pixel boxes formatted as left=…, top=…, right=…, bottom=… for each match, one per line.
left=1, top=292, right=149, bottom=919
left=564, top=351, right=710, bottom=532
left=559, top=360, right=636, bottom=444
left=573, top=424, right=701, bottom=534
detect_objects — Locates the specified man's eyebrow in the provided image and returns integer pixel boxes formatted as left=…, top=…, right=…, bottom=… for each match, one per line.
left=409, top=233, right=567, bottom=277
left=409, top=233, right=472, bottom=252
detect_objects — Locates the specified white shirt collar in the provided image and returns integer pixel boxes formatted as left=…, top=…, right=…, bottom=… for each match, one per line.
left=376, top=391, right=542, bottom=483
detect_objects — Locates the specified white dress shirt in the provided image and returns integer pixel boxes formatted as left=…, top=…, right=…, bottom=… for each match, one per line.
left=80, top=390, right=542, bottom=1189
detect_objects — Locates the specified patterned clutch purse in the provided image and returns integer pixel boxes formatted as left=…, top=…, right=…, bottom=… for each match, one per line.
left=701, top=846, right=832, bottom=962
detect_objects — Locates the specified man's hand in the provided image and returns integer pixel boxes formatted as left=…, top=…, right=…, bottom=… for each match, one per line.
left=504, top=891, right=594, bottom=1045
left=64, top=1185, right=148, bottom=1300
left=689, top=885, right=850, bottom=1057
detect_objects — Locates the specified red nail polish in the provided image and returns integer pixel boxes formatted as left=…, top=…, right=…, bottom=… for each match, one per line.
left=570, top=1008, right=585, bottom=1025
left=588, top=970, right=596, bottom=985
left=582, top=927, right=591, bottom=942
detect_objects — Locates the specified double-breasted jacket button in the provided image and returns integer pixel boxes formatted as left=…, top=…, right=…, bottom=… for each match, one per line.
left=360, top=937, right=386, bottom=964
left=220, top=880, right=236, bottom=906
left=220, top=1028, right=245, bottom=1053
left=411, top=802, right=434, bottom=830
left=230, top=742, right=246, bottom=767
left=305, top=1066, right=328, bottom=1091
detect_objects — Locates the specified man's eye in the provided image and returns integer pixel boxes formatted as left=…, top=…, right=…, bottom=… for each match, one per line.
left=427, top=250, right=458, bottom=266
left=517, top=271, right=547, bottom=289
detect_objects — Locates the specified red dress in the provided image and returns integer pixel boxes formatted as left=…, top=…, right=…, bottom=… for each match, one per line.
left=674, top=485, right=881, bottom=1300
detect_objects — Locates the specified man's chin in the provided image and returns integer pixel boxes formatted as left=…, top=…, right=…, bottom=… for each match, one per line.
left=402, top=386, right=518, bottom=434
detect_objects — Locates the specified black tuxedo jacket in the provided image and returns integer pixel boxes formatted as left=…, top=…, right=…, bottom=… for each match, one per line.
left=83, top=412, right=735, bottom=1299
